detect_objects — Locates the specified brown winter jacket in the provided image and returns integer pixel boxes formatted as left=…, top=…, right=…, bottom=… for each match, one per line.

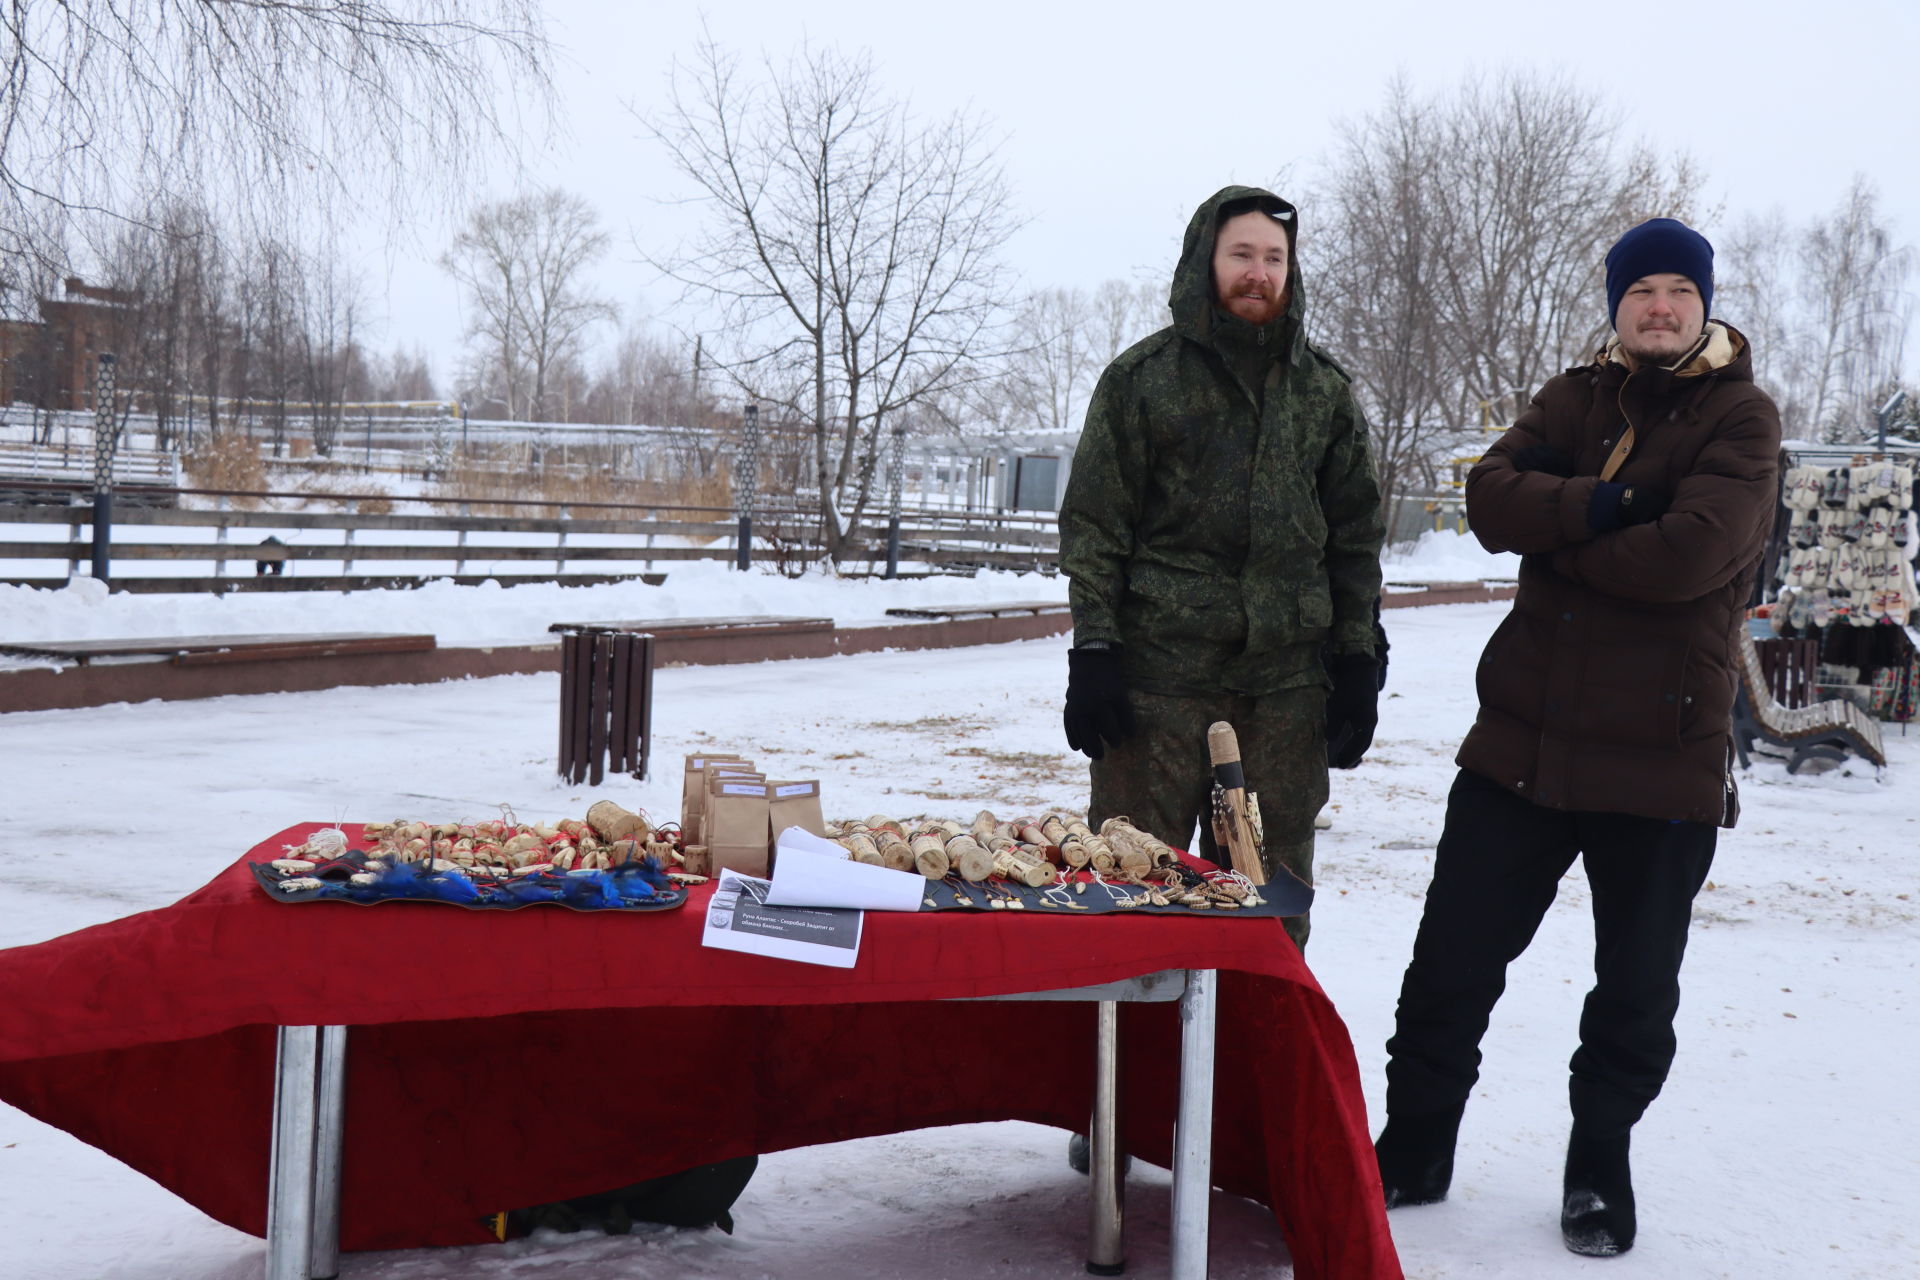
left=1456, top=322, right=1781, bottom=825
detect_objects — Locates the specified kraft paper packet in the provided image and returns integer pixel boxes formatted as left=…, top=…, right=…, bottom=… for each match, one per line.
left=767, top=780, right=826, bottom=843
left=707, top=779, right=771, bottom=878
left=702, top=768, right=764, bottom=844
left=682, top=753, right=750, bottom=846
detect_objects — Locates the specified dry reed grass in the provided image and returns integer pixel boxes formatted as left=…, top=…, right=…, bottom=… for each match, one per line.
left=431, top=458, right=734, bottom=524
left=181, top=433, right=268, bottom=507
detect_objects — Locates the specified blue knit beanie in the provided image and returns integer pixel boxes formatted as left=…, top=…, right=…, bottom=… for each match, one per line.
left=1605, top=219, right=1714, bottom=329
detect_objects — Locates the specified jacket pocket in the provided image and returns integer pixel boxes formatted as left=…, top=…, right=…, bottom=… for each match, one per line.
left=1578, top=636, right=1689, bottom=750
left=1121, top=563, right=1245, bottom=652
left=1296, top=582, right=1333, bottom=630
left=1127, top=562, right=1229, bottom=607
left=1475, top=612, right=1541, bottom=724
left=1681, top=648, right=1736, bottom=742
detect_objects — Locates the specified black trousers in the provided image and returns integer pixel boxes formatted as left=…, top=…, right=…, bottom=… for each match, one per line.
left=1384, top=769, right=1716, bottom=1135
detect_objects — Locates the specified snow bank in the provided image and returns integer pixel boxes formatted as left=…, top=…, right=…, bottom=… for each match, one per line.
left=1382, top=528, right=1512, bottom=584
left=0, top=561, right=1068, bottom=648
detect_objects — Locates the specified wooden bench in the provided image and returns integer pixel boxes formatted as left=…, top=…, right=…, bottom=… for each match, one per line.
left=883, top=601, right=1070, bottom=621
left=0, top=633, right=436, bottom=666
left=1732, top=629, right=1886, bottom=773
left=547, top=615, right=833, bottom=641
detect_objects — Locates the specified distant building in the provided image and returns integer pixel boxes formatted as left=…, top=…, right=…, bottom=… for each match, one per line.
left=0, top=277, right=137, bottom=411
left=907, top=430, right=1079, bottom=512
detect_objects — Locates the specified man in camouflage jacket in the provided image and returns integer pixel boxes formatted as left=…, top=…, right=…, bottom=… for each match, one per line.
left=1058, top=185, right=1386, bottom=948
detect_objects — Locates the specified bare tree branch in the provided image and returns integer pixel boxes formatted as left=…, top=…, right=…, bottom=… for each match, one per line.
left=639, top=33, right=1021, bottom=559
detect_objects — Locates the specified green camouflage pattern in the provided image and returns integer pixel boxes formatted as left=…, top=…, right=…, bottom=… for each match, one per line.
left=1088, top=686, right=1327, bottom=949
left=1059, top=185, right=1386, bottom=698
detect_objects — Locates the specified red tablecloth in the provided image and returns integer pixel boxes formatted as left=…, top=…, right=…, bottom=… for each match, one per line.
left=0, top=824, right=1402, bottom=1280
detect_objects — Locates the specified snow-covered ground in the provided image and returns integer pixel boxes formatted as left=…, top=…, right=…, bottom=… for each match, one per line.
left=0, top=530, right=1502, bottom=659
left=3, top=579, right=1913, bottom=1279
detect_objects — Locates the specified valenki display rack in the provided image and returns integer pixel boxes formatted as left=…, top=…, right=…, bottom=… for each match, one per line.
left=1775, top=457, right=1919, bottom=628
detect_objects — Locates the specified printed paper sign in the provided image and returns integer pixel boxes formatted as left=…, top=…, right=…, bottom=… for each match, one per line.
left=702, top=870, right=863, bottom=968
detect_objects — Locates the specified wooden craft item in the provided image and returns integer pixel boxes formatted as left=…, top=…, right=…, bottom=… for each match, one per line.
left=992, top=844, right=1056, bottom=887
left=586, top=800, right=650, bottom=843
left=910, top=832, right=950, bottom=879
left=1206, top=722, right=1267, bottom=886
left=945, top=833, right=994, bottom=882
left=879, top=836, right=915, bottom=872
left=839, top=832, right=884, bottom=866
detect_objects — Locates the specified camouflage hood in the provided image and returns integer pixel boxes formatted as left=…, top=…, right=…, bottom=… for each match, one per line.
left=1170, top=185, right=1311, bottom=367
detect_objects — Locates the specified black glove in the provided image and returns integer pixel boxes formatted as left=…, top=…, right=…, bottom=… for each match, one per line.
left=1372, top=600, right=1390, bottom=692
left=1063, top=647, right=1135, bottom=760
left=1589, top=481, right=1670, bottom=531
left=1511, top=443, right=1576, bottom=477
left=1325, top=652, right=1381, bottom=769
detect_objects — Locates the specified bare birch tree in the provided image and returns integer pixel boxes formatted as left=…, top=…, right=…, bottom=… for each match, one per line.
left=1718, top=209, right=1806, bottom=425
left=1310, top=76, right=1454, bottom=534
left=442, top=189, right=616, bottom=422
left=1719, top=181, right=1914, bottom=442
left=643, top=36, right=1020, bottom=560
left=1796, top=179, right=1913, bottom=442
left=1006, top=288, right=1100, bottom=435
left=1432, top=72, right=1703, bottom=424
left=937, top=279, right=1160, bottom=440
left=0, top=1, right=552, bottom=278
left=1310, top=70, right=1702, bottom=532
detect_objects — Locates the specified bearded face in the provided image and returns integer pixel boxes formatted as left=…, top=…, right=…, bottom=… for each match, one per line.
left=1615, top=273, right=1706, bottom=365
left=1212, top=210, right=1291, bottom=326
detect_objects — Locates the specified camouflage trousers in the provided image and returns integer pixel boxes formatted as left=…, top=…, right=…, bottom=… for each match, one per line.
left=1088, top=686, right=1328, bottom=950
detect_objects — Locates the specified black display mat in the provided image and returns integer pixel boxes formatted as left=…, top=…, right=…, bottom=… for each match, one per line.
left=914, top=859, right=1312, bottom=918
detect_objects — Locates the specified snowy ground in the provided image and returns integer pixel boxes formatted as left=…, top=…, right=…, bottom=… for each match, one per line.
left=2, top=580, right=1914, bottom=1279
left=0, top=529, right=1506, bottom=662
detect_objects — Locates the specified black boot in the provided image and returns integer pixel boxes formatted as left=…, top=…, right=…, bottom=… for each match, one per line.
left=1561, top=1126, right=1636, bottom=1256
left=1066, top=1132, right=1132, bottom=1177
left=1374, top=1103, right=1464, bottom=1208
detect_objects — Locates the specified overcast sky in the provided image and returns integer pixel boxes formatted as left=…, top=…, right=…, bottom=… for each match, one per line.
left=357, top=0, right=1920, bottom=393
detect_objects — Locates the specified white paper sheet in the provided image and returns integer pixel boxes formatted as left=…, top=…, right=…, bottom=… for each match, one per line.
left=771, top=827, right=850, bottom=860
left=701, top=870, right=863, bottom=968
left=767, top=826, right=927, bottom=911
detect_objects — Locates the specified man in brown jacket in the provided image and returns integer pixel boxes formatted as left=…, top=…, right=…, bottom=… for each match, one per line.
left=1374, top=219, right=1781, bottom=1257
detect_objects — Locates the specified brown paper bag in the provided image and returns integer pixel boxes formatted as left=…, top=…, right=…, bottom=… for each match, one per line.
left=767, top=780, right=826, bottom=844
left=706, top=779, right=771, bottom=878
left=681, top=754, right=749, bottom=847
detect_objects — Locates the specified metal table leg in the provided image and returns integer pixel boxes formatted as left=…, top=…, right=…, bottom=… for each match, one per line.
left=267, top=1027, right=319, bottom=1280
left=964, top=971, right=1190, bottom=1276
left=1169, top=970, right=1218, bottom=1280
left=310, top=1026, right=349, bottom=1279
left=267, top=1025, right=348, bottom=1280
left=1087, top=999, right=1125, bottom=1275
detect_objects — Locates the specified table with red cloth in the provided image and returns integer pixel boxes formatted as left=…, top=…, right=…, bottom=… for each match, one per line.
left=0, top=823, right=1402, bottom=1280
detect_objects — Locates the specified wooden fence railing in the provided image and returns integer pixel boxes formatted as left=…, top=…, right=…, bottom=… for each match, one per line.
left=0, top=487, right=1060, bottom=590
